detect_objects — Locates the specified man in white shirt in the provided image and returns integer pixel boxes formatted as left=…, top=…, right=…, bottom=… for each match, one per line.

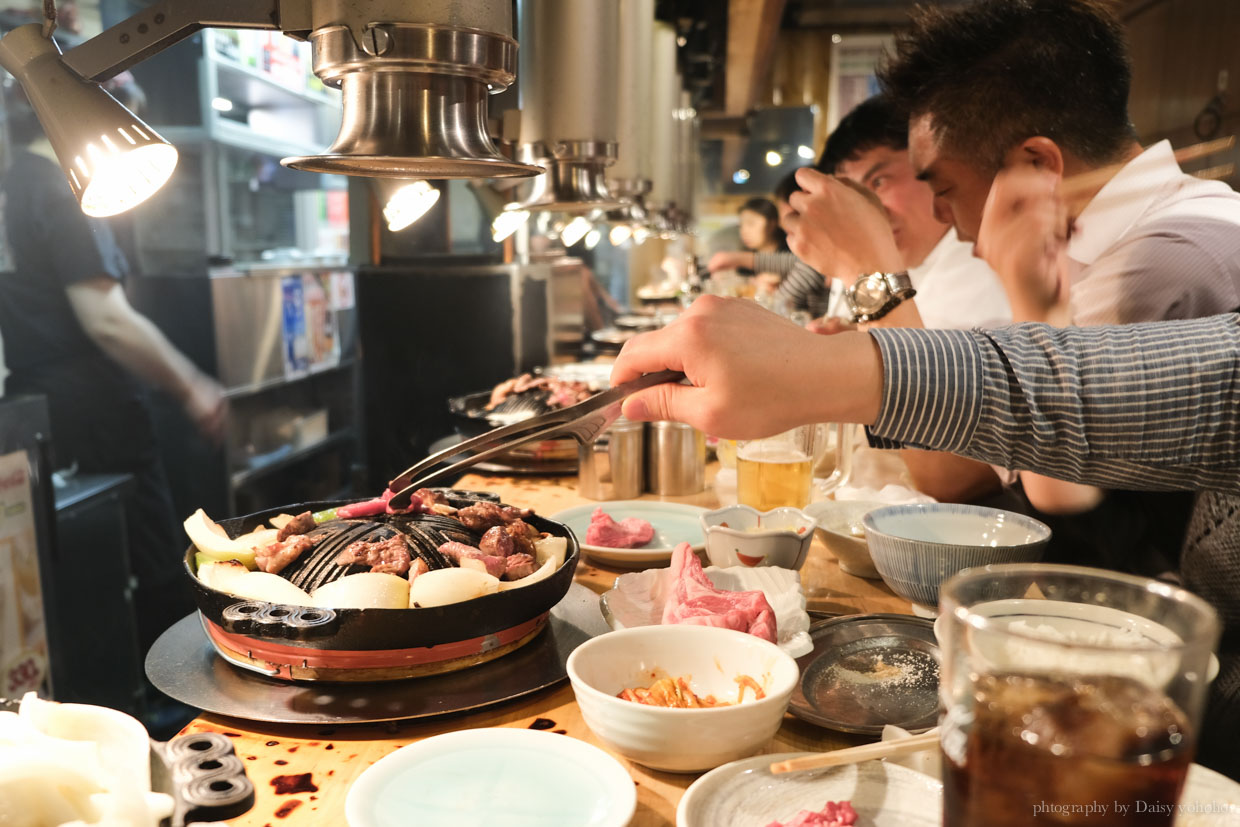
left=787, top=95, right=1012, bottom=503
left=817, top=94, right=1011, bottom=332
left=789, top=0, right=1240, bottom=585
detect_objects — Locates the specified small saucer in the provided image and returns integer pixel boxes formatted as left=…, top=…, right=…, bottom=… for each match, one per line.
left=788, top=614, right=940, bottom=735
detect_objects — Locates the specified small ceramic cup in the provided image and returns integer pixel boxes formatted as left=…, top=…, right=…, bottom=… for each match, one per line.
left=699, top=504, right=816, bottom=570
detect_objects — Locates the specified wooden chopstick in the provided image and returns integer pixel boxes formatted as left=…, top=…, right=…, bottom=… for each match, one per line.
left=1062, top=135, right=1235, bottom=201
left=768, top=730, right=939, bottom=775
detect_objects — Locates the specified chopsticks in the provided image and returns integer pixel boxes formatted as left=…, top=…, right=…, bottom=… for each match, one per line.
left=1061, top=135, right=1235, bottom=201
left=768, top=730, right=939, bottom=775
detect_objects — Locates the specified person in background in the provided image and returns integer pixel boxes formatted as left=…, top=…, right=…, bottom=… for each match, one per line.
left=734, top=197, right=786, bottom=296
left=785, top=95, right=1012, bottom=504
left=708, top=172, right=836, bottom=319
left=0, top=83, right=226, bottom=663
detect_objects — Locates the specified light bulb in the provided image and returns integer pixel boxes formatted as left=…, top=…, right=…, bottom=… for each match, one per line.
left=492, top=209, right=530, bottom=242
left=561, top=216, right=593, bottom=247
left=584, top=229, right=602, bottom=249
left=382, top=180, right=440, bottom=231
left=609, top=224, right=632, bottom=246
left=765, top=150, right=783, bottom=167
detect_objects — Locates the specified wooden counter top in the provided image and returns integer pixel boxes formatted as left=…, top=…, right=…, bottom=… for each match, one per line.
left=185, top=469, right=912, bottom=826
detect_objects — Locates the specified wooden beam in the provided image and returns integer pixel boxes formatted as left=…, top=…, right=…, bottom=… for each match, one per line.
left=725, top=0, right=788, bottom=116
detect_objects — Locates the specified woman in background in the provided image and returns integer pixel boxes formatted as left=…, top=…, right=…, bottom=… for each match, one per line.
left=736, top=197, right=787, bottom=296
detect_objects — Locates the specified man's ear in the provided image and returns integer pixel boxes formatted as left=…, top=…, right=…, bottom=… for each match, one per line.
left=1003, top=137, right=1065, bottom=177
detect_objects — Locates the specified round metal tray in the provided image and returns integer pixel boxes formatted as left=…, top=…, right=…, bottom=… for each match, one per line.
left=146, top=583, right=609, bottom=725
left=788, top=614, right=940, bottom=736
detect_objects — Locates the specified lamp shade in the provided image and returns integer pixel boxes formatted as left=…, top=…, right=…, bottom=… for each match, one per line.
left=0, top=24, right=177, bottom=217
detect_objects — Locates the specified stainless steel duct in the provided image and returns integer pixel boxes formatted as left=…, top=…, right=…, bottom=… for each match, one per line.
left=284, top=0, right=542, bottom=178
left=647, top=21, right=679, bottom=215
left=609, top=0, right=655, bottom=204
left=506, top=0, right=622, bottom=212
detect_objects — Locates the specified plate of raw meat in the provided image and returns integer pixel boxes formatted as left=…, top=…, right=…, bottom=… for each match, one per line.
left=551, top=501, right=708, bottom=568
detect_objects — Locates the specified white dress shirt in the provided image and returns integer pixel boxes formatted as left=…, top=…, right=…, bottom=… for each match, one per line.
left=1068, top=140, right=1240, bottom=324
left=908, top=227, right=1012, bottom=330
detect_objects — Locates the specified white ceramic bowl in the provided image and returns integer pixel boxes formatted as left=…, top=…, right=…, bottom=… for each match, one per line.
left=803, top=500, right=886, bottom=579
left=566, top=625, right=799, bottom=772
left=699, top=504, right=815, bottom=570
left=863, top=504, right=1051, bottom=610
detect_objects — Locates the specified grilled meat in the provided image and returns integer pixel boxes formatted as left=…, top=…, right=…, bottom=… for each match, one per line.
left=335, top=534, right=413, bottom=576
left=256, top=534, right=321, bottom=575
left=503, top=553, right=536, bottom=580
left=437, top=541, right=506, bottom=579
left=276, top=510, right=316, bottom=542
left=456, top=501, right=533, bottom=533
left=479, top=525, right=514, bottom=557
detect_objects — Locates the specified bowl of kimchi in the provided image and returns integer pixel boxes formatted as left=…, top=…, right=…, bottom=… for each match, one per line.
left=566, top=625, right=798, bottom=772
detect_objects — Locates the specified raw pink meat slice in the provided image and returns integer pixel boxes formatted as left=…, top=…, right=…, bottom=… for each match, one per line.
left=661, top=543, right=777, bottom=642
left=585, top=507, right=656, bottom=548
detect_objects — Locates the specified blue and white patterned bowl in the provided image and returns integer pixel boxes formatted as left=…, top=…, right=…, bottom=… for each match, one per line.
left=862, top=504, right=1051, bottom=610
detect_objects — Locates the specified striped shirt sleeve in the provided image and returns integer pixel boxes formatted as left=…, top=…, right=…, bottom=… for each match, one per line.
left=776, top=260, right=833, bottom=317
left=753, top=251, right=799, bottom=277
left=866, top=314, right=1240, bottom=495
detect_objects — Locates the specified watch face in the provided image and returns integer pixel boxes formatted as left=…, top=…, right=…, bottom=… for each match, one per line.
left=852, top=274, right=889, bottom=313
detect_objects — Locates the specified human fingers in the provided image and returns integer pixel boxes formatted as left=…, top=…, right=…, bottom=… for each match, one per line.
left=707, top=251, right=736, bottom=272
left=795, top=166, right=831, bottom=193
left=621, top=381, right=710, bottom=428
left=609, top=327, right=687, bottom=388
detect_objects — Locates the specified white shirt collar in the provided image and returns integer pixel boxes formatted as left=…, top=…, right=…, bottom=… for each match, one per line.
left=1067, top=140, right=1182, bottom=267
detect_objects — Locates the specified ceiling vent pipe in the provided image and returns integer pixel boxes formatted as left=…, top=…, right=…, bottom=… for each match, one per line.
left=284, top=0, right=542, bottom=178
left=505, top=0, right=622, bottom=212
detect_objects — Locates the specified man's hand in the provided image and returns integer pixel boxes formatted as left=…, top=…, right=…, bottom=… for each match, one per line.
left=785, top=169, right=903, bottom=284
left=975, top=165, right=1072, bottom=325
left=707, top=251, right=755, bottom=273
left=182, top=373, right=228, bottom=443
left=610, top=295, right=883, bottom=438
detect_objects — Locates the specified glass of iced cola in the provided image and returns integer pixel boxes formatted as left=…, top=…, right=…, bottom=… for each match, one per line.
left=938, top=563, right=1220, bottom=827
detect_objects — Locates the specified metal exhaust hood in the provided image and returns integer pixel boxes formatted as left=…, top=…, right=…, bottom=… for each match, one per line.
left=505, top=0, right=622, bottom=212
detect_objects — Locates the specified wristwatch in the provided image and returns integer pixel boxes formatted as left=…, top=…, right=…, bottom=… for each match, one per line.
left=844, top=271, right=916, bottom=324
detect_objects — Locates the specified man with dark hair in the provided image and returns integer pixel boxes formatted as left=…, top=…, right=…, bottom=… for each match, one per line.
left=789, top=0, right=1240, bottom=527
left=787, top=96, right=1011, bottom=503
left=815, top=94, right=1009, bottom=332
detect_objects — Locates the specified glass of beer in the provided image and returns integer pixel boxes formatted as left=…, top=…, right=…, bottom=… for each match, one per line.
left=939, top=564, right=1220, bottom=827
left=736, top=426, right=816, bottom=510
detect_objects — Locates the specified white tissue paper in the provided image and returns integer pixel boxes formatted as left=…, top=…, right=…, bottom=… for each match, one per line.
left=833, top=483, right=936, bottom=505
left=600, top=564, right=814, bottom=657
left=881, top=724, right=941, bottom=780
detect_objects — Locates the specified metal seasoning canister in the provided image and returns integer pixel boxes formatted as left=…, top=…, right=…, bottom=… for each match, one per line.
left=646, top=421, right=706, bottom=495
left=577, top=416, right=645, bottom=500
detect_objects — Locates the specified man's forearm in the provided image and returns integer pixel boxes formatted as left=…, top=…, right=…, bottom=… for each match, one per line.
left=67, top=281, right=206, bottom=404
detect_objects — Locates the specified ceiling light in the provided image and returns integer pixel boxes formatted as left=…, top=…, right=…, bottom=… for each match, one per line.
left=584, top=228, right=602, bottom=249
left=797, top=145, right=815, bottom=160
left=765, top=150, right=783, bottom=167
left=561, top=216, right=593, bottom=247
left=0, top=24, right=177, bottom=217
left=382, top=180, right=440, bottom=232
left=732, top=169, right=751, bottom=184
left=609, top=224, right=632, bottom=246
left=0, top=1, right=542, bottom=216
left=492, top=209, right=530, bottom=242
left=831, top=33, right=843, bottom=44
left=633, top=226, right=652, bottom=245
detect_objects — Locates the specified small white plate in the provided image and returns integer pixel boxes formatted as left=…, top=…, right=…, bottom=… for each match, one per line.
left=676, top=755, right=941, bottom=827
left=345, top=728, right=636, bottom=827
left=551, top=501, right=708, bottom=568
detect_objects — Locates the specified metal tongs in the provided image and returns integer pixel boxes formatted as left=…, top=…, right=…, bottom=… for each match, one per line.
left=387, top=369, right=686, bottom=509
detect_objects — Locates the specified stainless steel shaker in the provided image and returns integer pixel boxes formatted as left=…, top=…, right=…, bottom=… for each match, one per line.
left=646, top=421, right=706, bottom=495
left=577, top=416, right=644, bottom=500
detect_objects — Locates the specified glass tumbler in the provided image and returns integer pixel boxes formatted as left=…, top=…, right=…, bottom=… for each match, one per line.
left=736, top=425, right=817, bottom=510
left=938, top=563, right=1220, bottom=827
